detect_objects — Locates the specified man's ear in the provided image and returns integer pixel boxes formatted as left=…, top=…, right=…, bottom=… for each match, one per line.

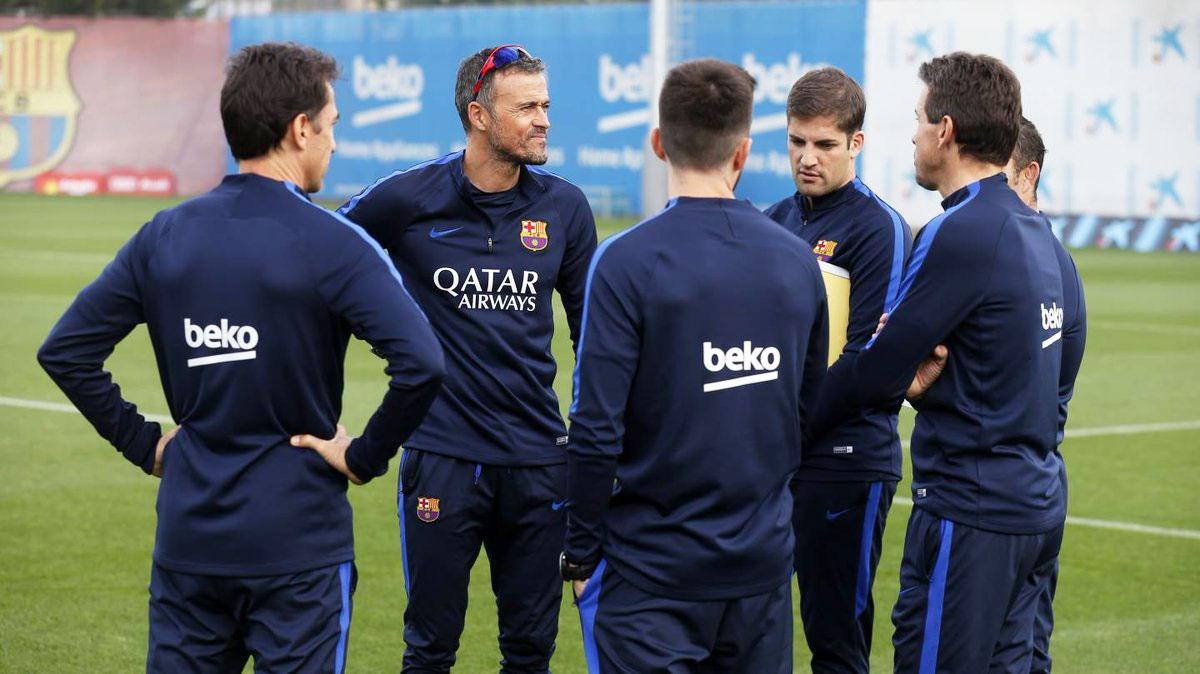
left=1023, top=161, right=1041, bottom=190
left=467, top=100, right=491, bottom=134
left=650, top=128, right=667, bottom=162
left=848, top=130, right=865, bottom=159
left=285, top=113, right=311, bottom=151
left=936, top=115, right=954, bottom=150
left=731, top=136, right=752, bottom=173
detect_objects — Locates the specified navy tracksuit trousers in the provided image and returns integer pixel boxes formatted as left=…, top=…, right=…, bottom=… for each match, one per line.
left=892, top=507, right=1063, bottom=674
left=397, top=448, right=566, bottom=673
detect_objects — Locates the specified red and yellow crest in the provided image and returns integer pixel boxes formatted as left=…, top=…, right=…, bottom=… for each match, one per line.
left=812, top=239, right=839, bottom=261
left=520, top=219, right=549, bottom=252
left=416, top=496, right=440, bottom=523
left=0, top=25, right=81, bottom=189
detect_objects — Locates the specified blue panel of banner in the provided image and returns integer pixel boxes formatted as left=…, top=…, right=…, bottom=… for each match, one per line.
left=230, top=1, right=866, bottom=214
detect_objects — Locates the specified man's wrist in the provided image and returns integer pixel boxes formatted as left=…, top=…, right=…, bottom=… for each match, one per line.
left=559, top=552, right=598, bottom=582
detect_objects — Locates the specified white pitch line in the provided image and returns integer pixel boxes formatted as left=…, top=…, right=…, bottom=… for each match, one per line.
left=900, top=418, right=1200, bottom=450
left=1064, top=419, right=1200, bottom=438
left=0, top=396, right=173, bottom=425
left=893, top=497, right=1200, bottom=541
left=1090, top=320, right=1200, bottom=339
left=4, top=395, right=1199, bottom=540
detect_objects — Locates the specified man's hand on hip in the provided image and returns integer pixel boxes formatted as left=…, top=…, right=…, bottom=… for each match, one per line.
left=291, top=424, right=364, bottom=485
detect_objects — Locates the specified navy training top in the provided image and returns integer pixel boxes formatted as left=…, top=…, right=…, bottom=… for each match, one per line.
left=38, top=173, right=445, bottom=576
left=339, top=151, right=598, bottom=466
left=764, top=177, right=912, bottom=481
left=566, top=197, right=829, bottom=601
left=808, top=173, right=1073, bottom=535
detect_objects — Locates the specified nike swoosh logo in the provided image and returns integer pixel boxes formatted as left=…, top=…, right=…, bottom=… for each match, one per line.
left=429, top=226, right=463, bottom=239
left=825, top=507, right=854, bottom=521
left=551, top=499, right=568, bottom=511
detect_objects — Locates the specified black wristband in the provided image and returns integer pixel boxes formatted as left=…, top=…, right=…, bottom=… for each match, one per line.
left=559, top=552, right=598, bottom=582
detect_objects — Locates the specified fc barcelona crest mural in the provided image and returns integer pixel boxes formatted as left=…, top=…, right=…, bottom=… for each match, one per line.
left=0, top=25, right=80, bottom=189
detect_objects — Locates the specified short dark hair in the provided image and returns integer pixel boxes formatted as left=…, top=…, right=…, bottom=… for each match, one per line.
left=220, top=42, right=340, bottom=161
left=1012, top=116, right=1046, bottom=190
left=657, top=59, right=756, bottom=171
left=454, top=46, right=547, bottom=133
left=786, top=67, right=865, bottom=138
left=918, top=52, right=1021, bottom=166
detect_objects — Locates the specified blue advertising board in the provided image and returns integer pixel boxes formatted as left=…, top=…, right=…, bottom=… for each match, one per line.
left=230, top=1, right=865, bottom=214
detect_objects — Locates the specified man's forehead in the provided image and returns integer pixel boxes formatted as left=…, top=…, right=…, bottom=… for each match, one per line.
left=788, top=115, right=845, bottom=139
left=491, top=70, right=549, bottom=101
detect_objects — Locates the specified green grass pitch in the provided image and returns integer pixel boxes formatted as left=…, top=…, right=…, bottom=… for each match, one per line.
left=1, top=192, right=1198, bottom=672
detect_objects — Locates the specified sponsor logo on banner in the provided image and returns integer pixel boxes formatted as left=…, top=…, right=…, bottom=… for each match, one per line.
left=34, top=171, right=103, bottom=196
left=520, top=219, right=548, bottom=252
left=350, top=55, right=424, bottom=128
left=0, top=25, right=81, bottom=189
left=1151, top=24, right=1186, bottom=63
left=416, top=496, right=440, bottom=523
left=594, top=52, right=823, bottom=136
left=1023, top=27, right=1058, bottom=63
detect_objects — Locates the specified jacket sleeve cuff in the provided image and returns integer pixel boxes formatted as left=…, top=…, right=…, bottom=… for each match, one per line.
left=122, top=422, right=161, bottom=475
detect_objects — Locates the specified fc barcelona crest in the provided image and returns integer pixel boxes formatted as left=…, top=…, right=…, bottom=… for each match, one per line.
left=0, top=26, right=81, bottom=189
left=520, top=220, right=549, bottom=252
left=416, top=496, right=440, bottom=523
left=812, top=239, right=839, bottom=262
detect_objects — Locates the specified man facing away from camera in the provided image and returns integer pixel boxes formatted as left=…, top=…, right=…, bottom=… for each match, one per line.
left=37, top=42, right=445, bottom=672
left=562, top=58, right=830, bottom=674
left=1003, top=115, right=1088, bottom=673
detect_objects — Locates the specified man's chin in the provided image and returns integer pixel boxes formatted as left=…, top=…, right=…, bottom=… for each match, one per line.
left=522, top=149, right=549, bottom=166
left=795, top=181, right=830, bottom=198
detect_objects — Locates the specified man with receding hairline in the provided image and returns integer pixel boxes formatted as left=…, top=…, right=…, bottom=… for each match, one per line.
left=806, top=52, right=1080, bottom=673
left=765, top=66, right=912, bottom=674
left=339, top=44, right=596, bottom=673
left=563, top=58, right=829, bottom=674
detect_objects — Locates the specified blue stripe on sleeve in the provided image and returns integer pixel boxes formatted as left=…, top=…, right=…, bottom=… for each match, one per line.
left=851, top=179, right=910, bottom=309
left=569, top=199, right=677, bottom=414
left=919, top=519, right=954, bottom=674
left=865, top=181, right=980, bottom=350
left=337, top=151, right=459, bottom=217
left=283, top=183, right=430, bottom=324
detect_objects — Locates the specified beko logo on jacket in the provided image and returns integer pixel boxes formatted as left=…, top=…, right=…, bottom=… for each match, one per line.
left=433, top=267, right=540, bottom=312
left=702, top=341, right=781, bottom=393
left=1040, top=301, right=1064, bottom=348
left=184, top=318, right=259, bottom=368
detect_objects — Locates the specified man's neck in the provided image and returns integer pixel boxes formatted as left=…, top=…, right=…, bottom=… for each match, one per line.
left=936, top=157, right=1003, bottom=199
left=238, top=154, right=305, bottom=190
left=463, top=138, right=521, bottom=192
left=667, top=165, right=736, bottom=199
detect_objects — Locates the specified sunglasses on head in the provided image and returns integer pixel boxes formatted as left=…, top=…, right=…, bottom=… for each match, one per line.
left=472, top=44, right=532, bottom=100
